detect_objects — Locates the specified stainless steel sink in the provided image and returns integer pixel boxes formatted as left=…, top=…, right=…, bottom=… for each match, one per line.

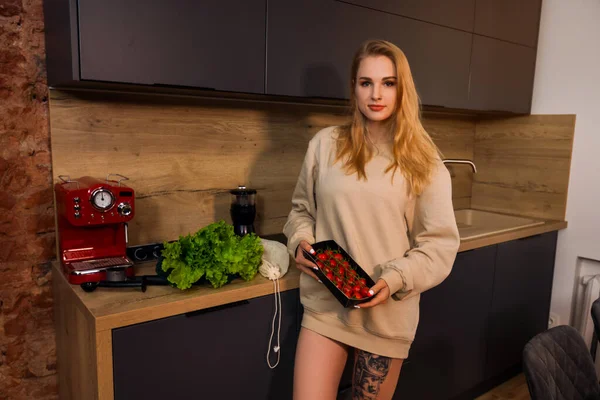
left=454, top=209, right=544, bottom=240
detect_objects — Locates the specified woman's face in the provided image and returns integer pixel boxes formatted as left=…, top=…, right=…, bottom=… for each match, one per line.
left=354, top=55, right=397, bottom=124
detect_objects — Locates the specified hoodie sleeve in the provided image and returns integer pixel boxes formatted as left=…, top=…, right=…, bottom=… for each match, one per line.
left=379, top=161, right=460, bottom=301
left=283, top=140, right=318, bottom=258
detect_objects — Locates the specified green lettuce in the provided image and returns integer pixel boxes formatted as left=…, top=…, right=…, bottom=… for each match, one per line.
left=160, top=220, right=264, bottom=290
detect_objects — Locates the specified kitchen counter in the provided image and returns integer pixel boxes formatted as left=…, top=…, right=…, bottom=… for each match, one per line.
left=53, top=260, right=302, bottom=333
left=53, top=216, right=566, bottom=400
left=52, top=261, right=303, bottom=400
left=457, top=217, right=566, bottom=252
left=56, top=217, right=567, bottom=332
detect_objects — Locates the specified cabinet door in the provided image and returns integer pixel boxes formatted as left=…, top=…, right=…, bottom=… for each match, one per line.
left=468, top=35, right=536, bottom=113
left=485, top=232, right=558, bottom=379
left=474, top=0, right=542, bottom=47
left=113, top=289, right=300, bottom=400
left=77, top=0, right=266, bottom=94
left=267, top=0, right=472, bottom=108
left=394, top=245, right=497, bottom=400
left=341, top=0, right=476, bottom=31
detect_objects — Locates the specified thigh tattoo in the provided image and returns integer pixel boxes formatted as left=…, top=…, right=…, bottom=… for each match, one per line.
left=352, top=350, right=392, bottom=400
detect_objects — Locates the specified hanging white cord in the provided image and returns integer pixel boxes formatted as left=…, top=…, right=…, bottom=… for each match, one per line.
left=266, top=278, right=282, bottom=369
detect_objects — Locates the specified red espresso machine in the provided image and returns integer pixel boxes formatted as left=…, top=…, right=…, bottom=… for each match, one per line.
left=55, top=174, right=136, bottom=284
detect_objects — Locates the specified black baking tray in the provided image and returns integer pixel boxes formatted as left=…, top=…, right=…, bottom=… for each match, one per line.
left=302, top=240, right=376, bottom=308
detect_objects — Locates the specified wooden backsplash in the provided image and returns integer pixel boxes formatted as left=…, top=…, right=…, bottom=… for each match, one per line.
left=472, top=115, right=575, bottom=221
left=49, top=90, right=475, bottom=245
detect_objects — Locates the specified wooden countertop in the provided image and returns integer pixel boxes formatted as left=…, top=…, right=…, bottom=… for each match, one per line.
left=458, top=219, right=567, bottom=252
left=55, top=218, right=567, bottom=333
left=54, top=261, right=302, bottom=333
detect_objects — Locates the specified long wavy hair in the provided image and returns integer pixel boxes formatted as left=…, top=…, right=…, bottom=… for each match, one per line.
left=335, top=40, right=441, bottom=196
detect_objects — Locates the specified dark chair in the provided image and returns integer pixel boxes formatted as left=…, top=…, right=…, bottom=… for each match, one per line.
left=590, top=298, right=600, bottom=360
left=523, top=325, right=600, bottom=400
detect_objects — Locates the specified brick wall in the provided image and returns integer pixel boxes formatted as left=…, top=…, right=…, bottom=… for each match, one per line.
left=0, top=0, right=57, bottom=398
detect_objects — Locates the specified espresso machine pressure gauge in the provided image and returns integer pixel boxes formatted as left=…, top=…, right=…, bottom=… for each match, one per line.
left=91, top=188, right=115, bottom=211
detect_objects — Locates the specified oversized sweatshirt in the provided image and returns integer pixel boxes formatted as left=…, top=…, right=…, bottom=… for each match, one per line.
left=283, top=126, right=460, bottom=359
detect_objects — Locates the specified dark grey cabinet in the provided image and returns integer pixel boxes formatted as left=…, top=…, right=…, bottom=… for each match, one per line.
left=394, top=245, right=497, bottom=400
left=474, top=0, right=543, bottom=47
left=267, top=0, right=472, bottom=108
left=470, top=0, right=542, bottom=113
left=111, top=232, right=557, bottom=399
left=45, top=0, right=266, bottom=94
left=485, top=232, right=557, bottom=380
left=113, top=289, right=300, bottom=400
left=44, top=0, right=542, bottom=114
left=468, top=35, right=537, bottom=113
left=341, top=0, right=476, bottom=31
left=393, top=232, right=556, bottom=399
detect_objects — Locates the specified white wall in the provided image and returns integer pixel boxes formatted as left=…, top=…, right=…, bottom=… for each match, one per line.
left=531, top=0, right=600, bottom=327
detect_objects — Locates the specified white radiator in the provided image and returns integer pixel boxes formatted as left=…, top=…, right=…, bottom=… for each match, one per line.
left=574, top=257, right=600, bottom=373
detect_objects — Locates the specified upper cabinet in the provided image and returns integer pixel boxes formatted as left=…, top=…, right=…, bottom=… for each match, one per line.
left=341, top=0, right=476, bottom=31
left=44, top=0, right=542, bottom=114
left=45, top=0, right=266, bottom=94
left=474, top=0, right=542, bottom=47
left=266, top=0, right=472, bottom=109
left=468, top=35, right=537, bottom=113
left=467, top=0, right=541, bottom=113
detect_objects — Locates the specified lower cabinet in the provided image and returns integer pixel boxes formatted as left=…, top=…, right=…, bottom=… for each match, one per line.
left=394, top=245, right=496, bottom=400
left=112, top=289, right=300, bottom=400
left=395, top=232, right=557, bottom=399
left=485, top=232, right=558, bottom=379
left=112, top=232, right=557, bottom=400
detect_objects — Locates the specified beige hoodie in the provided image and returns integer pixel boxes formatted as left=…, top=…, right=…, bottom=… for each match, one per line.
left=283, top=126, right=460, bottom=358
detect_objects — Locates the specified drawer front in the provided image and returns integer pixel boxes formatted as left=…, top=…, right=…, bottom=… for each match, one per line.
left=113, top=289, right=300, bottom=400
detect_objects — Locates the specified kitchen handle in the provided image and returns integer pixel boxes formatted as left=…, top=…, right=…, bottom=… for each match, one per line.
left=138, top=275, right=171, bottom=285
left=185, top=300, right=250, bottom=318
left=518, top=234, right=542, bottom=241
left=81, top=280, right=147, bottom=293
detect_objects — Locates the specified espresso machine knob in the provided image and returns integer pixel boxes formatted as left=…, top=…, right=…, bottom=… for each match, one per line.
left=117, top=202, right=132, bottom=216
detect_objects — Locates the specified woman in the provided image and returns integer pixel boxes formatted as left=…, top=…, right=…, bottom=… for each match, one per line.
left=283, top=40, right=460, bottom=400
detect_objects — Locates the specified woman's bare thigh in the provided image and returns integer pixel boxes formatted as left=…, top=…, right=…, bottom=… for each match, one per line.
left=351, top=349, right=403, bottom=400
left=294, top=327, right=349, bottom=400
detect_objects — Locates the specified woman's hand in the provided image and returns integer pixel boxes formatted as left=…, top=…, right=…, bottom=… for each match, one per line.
left=295, top=240, right=321, bottom=282
left=356, top=279, right=390, bottom=309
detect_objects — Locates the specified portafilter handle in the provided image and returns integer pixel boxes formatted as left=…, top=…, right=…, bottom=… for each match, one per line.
left=81, top=280, right=147, bottom=293
left=80, top=276, right=172, bottom=292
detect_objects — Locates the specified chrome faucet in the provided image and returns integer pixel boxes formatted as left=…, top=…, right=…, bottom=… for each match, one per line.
left=442, top=159, right=477, bottom=173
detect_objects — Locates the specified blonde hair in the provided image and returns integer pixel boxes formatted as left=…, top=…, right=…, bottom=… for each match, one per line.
left=335, top=39, right=441, bottom=196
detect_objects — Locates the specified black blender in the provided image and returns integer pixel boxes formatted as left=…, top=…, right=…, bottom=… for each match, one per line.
left=230, top=186, right=257, bottom=236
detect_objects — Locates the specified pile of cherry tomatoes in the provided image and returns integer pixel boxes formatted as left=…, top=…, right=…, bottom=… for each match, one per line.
left=315, top=249, right=373, bottom=300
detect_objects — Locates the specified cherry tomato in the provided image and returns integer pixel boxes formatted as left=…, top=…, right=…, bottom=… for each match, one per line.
left=343, top=287, right=353, bottom=298
left=359, top=278, right=367, bottom=286
left=325, top=250, right=333, bottom=257
left=352, top=284, right=361, bottom=293
left=316, top=261, right=324, bottom=269
left=334, top=276, right=343, bottom=286
left=329, top=259, right=337, bottom=267
left=354, top=293, right=363, bottom=300
left=338, top=266, right=346, bottom=276
left=317, top=253, right=327, bottom=261
left=326, top=272, right=334, bottom=281
left=342, top=261, right=350, bottom=268
left=334, top=253, right=344, bottom=261
left=336, top=282, right=343, bottom=290
left=360, top=287, right=371, bottom=297
left=323, top=266, right=331, bottom=274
